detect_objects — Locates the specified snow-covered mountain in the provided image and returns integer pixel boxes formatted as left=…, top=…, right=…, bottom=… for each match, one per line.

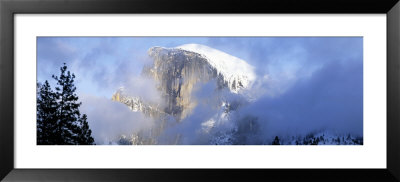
left=110, top=44, right=256, bottom=144
left=140, top=44, right=255, bottom=121
left=110, top=43, right=362, bottom=145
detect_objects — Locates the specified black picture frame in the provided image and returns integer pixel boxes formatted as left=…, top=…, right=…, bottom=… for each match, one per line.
left=1, top=0, right=399, bottom=181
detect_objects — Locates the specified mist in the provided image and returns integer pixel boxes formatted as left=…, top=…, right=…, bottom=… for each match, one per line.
left=241, top=59, right=363, bottom=139
left=153, top=39, right=363, bottom=144
left=80, top=95, right=155, bottom=144
left=37, top=37, right=363, bottom=145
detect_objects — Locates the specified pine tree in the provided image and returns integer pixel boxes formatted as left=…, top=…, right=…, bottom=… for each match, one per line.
left=51, top=63, right=79, bottom=144
left=272, top=136, right=280, bottom=145
left=37, top=81, right=58, bottom=144
left=77, top=114, right=95, bottom=144
left=52, top=63, right=94, bottom=145
left=37, top=63, right=94, bottom=145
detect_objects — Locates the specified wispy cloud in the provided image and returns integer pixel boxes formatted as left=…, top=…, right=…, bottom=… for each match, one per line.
left=80, top=95, right=155, bottom=144
left=37, top=37, right=363, bottom=144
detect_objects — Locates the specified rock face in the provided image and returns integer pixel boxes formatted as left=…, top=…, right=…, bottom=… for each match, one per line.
left=144, top=46, right=217, bottom=121
left=111, top=44, right=256, bottom=144
left=141, top=45, right=255, bottom=121
left=112, top=44, right=255, bottom=121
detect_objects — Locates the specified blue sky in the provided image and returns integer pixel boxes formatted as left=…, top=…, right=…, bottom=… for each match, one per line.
left=37, top=37, right=363, bottom=143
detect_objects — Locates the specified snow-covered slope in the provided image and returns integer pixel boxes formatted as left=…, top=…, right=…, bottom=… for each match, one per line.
left=176, top=44, right=256, bottom=92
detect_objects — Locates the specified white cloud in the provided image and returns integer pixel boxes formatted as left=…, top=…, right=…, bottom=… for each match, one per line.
left=80, top=94, right=154, bottom=144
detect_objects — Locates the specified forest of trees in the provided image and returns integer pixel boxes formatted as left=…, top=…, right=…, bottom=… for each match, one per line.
left=37, top=63, right=95, bottom=145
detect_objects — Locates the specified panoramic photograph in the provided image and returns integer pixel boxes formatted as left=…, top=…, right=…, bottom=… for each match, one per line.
left=36, top=37, right=363, bottom=145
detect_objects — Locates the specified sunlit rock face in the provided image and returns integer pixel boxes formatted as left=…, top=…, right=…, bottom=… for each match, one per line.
left=110, top=44, right=256, bottom=144
left=142, top=45, right=254, bottom=121
left=113, top=44, right=255, bottom=121
left=144, top=46, right=218, bottom=121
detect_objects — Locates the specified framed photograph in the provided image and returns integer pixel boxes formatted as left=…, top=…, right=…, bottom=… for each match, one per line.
left=1, top=0, right=399, bottom=181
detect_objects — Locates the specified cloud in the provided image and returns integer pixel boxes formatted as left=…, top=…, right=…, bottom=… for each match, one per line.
left=206, top=37, right=363, bottom=95
left=240, top=58, right=363, bottom=138
left=80, top=95, right=154, bottom=144
left=122, top=75, right=165, bottom=106
left=38, top=37, right=363, bottom=144
left=37, top=38, right=80, bottom=84
left=37, top=38, right=79, bottom=63
left=161, top=55, right=363, bottom=144
left=159, top=80, right=250, bottom=144
left=38, top=37, right=153, bottom=98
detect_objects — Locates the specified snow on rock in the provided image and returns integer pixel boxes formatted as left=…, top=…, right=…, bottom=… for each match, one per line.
left=176, top=44, right=256, bottom=93
left=111, top=87, right=164, bottom=118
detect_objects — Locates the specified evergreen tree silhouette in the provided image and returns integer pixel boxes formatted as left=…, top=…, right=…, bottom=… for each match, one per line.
left=37, top=63, right=94, bottom=145
left=52, top=63, right=80, bottom=144
left=272, top=136, right=280, bottom=145
left=77, top=114, right=95, bottom=144
left=37, top=81, right=58, bottom=144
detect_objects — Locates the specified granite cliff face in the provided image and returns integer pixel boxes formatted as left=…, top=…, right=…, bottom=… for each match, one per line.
left=112, top=44, right=255, bottom=122
left=110, top=44, right=257, bottom=144
left=145, top=46, right=218, bottom=120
